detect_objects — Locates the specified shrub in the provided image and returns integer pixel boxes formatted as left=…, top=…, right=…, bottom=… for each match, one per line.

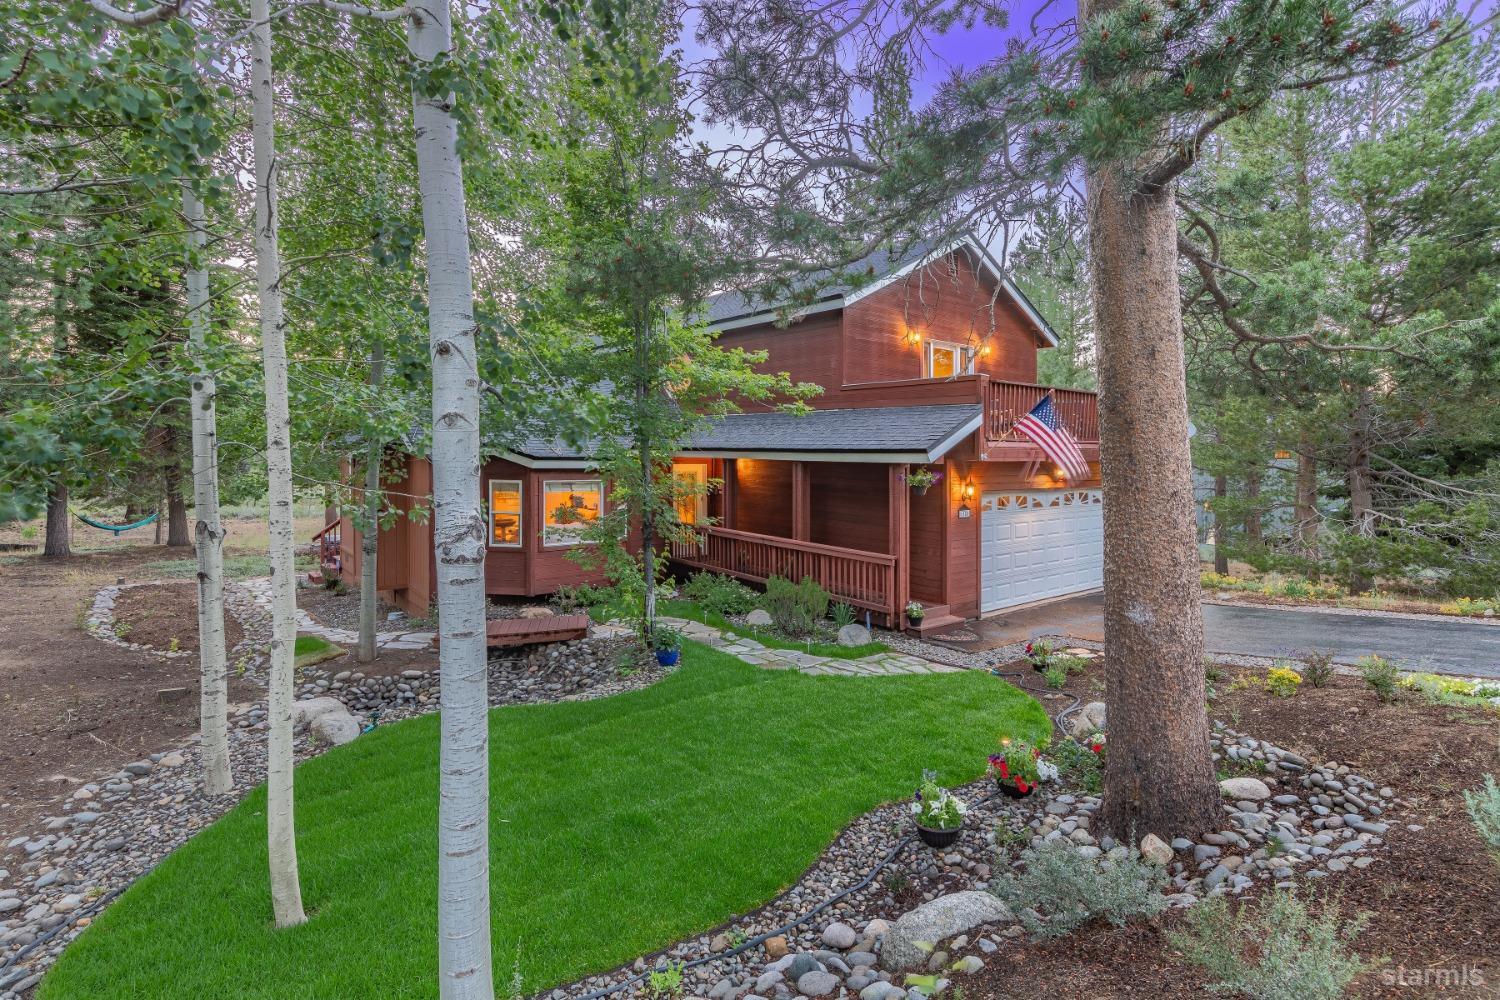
left=1024, top=638, right=1056, bottom=670
left=681, top=572, right=757, bottom=617
left=1201, top=571, right=1242, bottom=589
left=1265, top=664, right=1303, bottom=698
left=1357, top=654, right=1401, bottom=703
left=1464, top=774, right=1500, bottom=861
left=1168, top=890, right=1378, bottom=1000
left=1049, top=738, right=1104, bottom=795
left=1056, top=654, right=1089, bottom=675
left=1043, top=661, right=1069, bottom=689
left=763, top=574, right=829, bottom=636
left=649, top=625, right=682, bottom=653
left=1298, top=649, right=1336, bottom=689
left=646, top=962, right=684, bottom=998
left=829, top=601, right=856, bottom=629
left=1438, top=595, right=1500, bottom=616
left=991, top=841, right=1167, bottom=940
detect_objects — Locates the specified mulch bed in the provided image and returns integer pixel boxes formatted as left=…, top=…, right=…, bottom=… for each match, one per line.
left=960, top=660, right=1500, bottom=999
left=112, top=581, right=245, bottom=655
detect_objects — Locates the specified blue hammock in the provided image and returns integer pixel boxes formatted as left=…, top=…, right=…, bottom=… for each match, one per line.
left=73, top=510, right=159, bottom=536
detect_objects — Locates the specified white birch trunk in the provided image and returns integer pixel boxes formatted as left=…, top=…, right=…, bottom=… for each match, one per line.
left=249, top=0, right=306, bottom=928
left=358, top=341, right=384, bottom=663
left=183, top=184, right=232, bottom=796
left=407, top=4, right=492, bottom=995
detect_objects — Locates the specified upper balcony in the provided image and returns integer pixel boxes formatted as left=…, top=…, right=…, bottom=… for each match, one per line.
left=829, top=374, right=1099, bottom=456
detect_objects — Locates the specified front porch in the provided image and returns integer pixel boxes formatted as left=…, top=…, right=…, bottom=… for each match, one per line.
left=668, top=459, right=933, bottom=628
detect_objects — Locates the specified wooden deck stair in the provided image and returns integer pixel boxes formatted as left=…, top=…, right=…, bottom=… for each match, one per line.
left=433, top=613, right=591, bottom=650
left=907, top=604, right=966, bottom=637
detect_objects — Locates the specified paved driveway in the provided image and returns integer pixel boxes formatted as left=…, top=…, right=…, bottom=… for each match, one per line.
left=1201, top=603, right=1500, bottom=679
left=943, top=592, right=1500, bottom=679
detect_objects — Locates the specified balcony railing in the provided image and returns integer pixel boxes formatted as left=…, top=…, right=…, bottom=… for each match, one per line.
left=984, top=380, right=1099, bottom=444
left=669, top=526, right=897, bottom=619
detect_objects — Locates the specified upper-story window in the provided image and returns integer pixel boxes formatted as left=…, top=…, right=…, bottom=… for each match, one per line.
left=926, top=339, right=976, bottom=379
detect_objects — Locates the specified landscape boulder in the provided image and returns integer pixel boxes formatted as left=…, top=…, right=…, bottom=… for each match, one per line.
left=1067, top=701, right=1107, bottom=740
left=880, top=891, right=1013, bottom=971
left=745, top=609, right=773, bottom=627
left=836, top=624, right=873, bottom=647
left=1218, top=777, right=1272, bottom=801
left=290, top=696, right=347, bottom=728
left=311, top=711, right=361, bottom=746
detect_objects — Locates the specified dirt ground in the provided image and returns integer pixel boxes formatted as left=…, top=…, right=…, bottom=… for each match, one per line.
left=0, top=517, right=317, bottom=847
left=113, top=581, right=246, bottom=654
left=963, top=660, right=1500, bottom=999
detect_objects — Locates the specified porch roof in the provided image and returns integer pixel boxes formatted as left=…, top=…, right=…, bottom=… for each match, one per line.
left=501, top=403, right=983, bottom=467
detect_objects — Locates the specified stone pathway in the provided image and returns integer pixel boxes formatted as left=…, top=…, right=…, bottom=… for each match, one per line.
left=625, top=617, right=969, bottom=676
left=240, top=577, right=435, bottom=651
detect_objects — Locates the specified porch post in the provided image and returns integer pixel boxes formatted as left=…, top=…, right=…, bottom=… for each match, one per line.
left=792, top=461, right=811, bottom=541
left=888, top=464, right=910, bottom=627
left=721, top=460, right=737, bottom=530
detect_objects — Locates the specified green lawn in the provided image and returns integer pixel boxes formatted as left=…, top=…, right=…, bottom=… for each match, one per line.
left=592, top=598, right=892, bottom=659
left=40, top=643, right=1047, bottom=1000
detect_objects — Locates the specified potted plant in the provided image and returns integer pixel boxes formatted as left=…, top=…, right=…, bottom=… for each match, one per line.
left=904, top=600, right=926, bottom=625
left=651, top=626, right=682, bottom=667
left=989, top=737, right=1042, bottom=798
left=1024, top=638, right=1056, bottom=673
left=904, top=467, right=941, bottom=496
left=909, top=772, right=968, bottom=848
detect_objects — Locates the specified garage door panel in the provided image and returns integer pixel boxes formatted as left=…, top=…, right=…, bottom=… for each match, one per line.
left=980, top=489, right=1103, bottom=613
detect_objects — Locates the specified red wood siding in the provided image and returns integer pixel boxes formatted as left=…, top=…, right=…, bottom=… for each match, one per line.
left=807, top=462, right=889, bottom=554
left=907, top=469, right=948, bottom=604
left=714, top=311, right=843, bottom=399
left=843, top=250, right=1042, bottom=387
left=731, top=459, right=794, bottom=537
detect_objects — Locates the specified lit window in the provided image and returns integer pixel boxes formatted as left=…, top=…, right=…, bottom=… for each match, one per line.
left=926, top=340, right=975, bottom=379
left=542, top=479, right=602, bottom=546
left=1274, top=450, right=1293, bottom=460
left=488, top=479, right=522, bottom=547
left=672, top=463, right=708, bottom=525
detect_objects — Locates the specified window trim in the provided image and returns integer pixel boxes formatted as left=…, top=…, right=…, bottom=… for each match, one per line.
left=671, top=462, right=709, bottom=526
left=925, top=339, right=975, bottom=379
left=541, top=478, right=604, bottom=548
left=487, top=478, right=523, bottom=549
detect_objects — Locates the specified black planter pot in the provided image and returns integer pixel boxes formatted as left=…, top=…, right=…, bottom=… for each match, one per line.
left=995, top=779, right=1034, bottom=799
left=912, top=485, right=930, bottom=496
left=916, top=823, right=962, bottom=849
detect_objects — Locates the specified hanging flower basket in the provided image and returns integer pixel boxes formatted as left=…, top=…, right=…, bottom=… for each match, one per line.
left=904, top=468, right=941, bottom=496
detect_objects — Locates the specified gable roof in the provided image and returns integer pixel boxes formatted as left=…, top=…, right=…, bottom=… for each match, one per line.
left=705, top=234, right=1059, bottom=347
left=495, top=403, right=983, bottom=467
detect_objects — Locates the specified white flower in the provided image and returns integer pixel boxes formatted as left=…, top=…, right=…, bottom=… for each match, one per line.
left=1037, top=760, right=1059, bottom=783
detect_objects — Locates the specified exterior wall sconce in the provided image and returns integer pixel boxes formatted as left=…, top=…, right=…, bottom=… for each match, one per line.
left=957, top=482, right=975, bottom=519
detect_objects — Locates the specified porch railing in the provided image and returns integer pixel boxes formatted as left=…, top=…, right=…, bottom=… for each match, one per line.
left=312, top=519, right=341, bottom=576
left=984, top=380, right=1099, bottom=444
left=669, top=526, right=897, bottom=619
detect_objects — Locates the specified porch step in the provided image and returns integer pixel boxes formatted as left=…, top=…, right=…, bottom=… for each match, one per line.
left=908, top=613, right=966, bottom=637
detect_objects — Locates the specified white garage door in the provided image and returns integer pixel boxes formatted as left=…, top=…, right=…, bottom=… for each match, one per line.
left=980, top=489, right=1104, bottom=613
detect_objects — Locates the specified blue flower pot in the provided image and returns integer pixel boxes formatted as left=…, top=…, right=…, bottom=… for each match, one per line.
left=655, top=649, right=680, bottom=667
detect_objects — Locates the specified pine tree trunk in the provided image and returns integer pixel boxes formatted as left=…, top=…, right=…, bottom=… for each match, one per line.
left=358, top=342, right=384, bottom=664
left=250, top=0, right=306, bottom=928
left=407, top=4, right=493, bottom=995
left=165, top=427, right=191, bottom=547
left=184, top=184, right=233, bottom=796
left=1244, top=465, right=1262, bottom=548
left=1347, top=389, right=1375, bottom=595
left=1085, top=153, right=1220, bottom=840
left=1294, top=434, right=1319, bottom=564
left=637, top=317, right=657, bottom=640
left=1212, top=473, right=1229, bottom=575
left=44, top=482, right=70, bottom=558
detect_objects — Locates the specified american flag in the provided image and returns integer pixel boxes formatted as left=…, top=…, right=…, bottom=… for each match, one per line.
left=1014, top=394, right=1091, bottom=482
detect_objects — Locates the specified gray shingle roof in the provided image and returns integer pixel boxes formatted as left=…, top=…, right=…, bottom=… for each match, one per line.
left=499, top=403, right=982, bottom=463
left=704, top=240, right=941, bottom=324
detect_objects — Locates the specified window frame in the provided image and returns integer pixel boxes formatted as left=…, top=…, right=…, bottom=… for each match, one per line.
left=925, top=339, right=975, bottom=379
left=671, top=462, right=709, bottom=526
left=486, top=478, right=523, bottom=549
left=541, top=478, right=604, bottom=548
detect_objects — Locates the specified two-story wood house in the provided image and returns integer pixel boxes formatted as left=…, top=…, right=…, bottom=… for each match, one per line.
left=320, top=234, right=1102, bottom=632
